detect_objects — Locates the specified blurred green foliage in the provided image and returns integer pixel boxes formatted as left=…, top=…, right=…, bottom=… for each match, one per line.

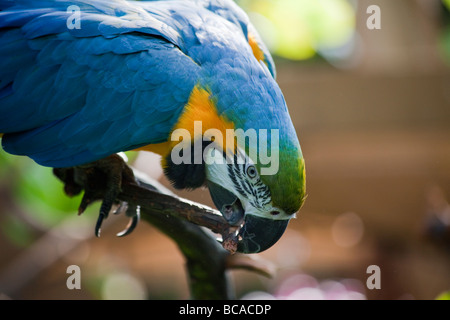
left=0, top=150, right=99, bottom=247
left=0, top=149, right=138, bottom=247
left=0, top=215, right=34, bottom=247
left=0, top=150, right=85, bottom=225
left=236, top=0, right=355, bottom=60
left=443, top=0, right=450, bottom=10
left=440, top=0, right=450, bottom=65
left=436, top=290, right=450, bottom=300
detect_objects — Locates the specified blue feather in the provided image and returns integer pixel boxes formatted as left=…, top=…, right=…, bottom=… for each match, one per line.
left=1, top=0, right=283, bottom=169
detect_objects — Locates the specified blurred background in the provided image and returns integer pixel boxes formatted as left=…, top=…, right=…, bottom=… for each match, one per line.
left=1, top=0, right=450, bottom=300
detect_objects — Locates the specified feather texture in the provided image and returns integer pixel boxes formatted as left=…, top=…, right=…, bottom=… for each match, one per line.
left=0, top=0, right=303, bottom=213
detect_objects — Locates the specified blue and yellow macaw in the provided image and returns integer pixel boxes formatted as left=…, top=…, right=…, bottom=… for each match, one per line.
left=0, top=0, right=306, bottom=253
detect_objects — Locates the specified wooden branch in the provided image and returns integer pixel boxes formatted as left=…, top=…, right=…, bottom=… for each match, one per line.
left=54, top=157, right=274, bottom=300
left=116, top=172, right=235, bottom=299
left=119, top=181, right=235, bottom=236
left=226, top=254, right=276, bottom=278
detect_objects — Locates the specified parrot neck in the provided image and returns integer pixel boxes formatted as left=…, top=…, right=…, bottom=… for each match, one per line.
left=137, top=84, right=234, bottom=157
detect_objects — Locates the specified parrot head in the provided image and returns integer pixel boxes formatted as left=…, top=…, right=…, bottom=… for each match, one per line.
left=205, top=144, right=306, bottom=254
left=160, top=13, right=306, bottom=254
left=163, top=80, right=306, bottom=254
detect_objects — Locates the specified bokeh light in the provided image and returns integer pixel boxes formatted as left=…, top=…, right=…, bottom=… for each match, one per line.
left=101, top=272, right=147, bottom=300
left=242, top=273, right=367, bottom=300
left=237, top=0, right=356, bottom=61
left=331, top=212, right=364, bottom=248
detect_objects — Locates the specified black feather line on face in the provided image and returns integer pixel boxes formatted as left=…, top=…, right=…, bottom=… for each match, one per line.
left=240, top=173, right=253, bottom=195
left=225, top=155, right=272, bottom=209
left=228, top=164, right=246, bottom=197
left=245, top=179, right=257, bottom=197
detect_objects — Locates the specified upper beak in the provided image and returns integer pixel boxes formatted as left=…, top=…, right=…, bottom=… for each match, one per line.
left=207, top=181, right=289, bottom=254
left=237, top=215, right=289, bottom=253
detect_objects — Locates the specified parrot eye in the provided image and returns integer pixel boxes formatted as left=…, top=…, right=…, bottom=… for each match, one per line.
left=246, top=165, right=257, bottom=179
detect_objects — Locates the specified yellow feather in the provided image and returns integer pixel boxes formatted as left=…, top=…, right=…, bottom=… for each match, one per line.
left=135, top=85, right=234, bottom=161
left=248, top=32, right=266, bottom=64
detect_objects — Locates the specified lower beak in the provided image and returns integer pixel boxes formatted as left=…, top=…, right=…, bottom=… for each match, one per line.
left=237, top=215, right=289, bottom=253
left=207, top=181, right=289, bottom=254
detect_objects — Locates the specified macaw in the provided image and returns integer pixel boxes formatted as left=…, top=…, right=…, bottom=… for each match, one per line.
left=0, top=0, right=306, bottom=253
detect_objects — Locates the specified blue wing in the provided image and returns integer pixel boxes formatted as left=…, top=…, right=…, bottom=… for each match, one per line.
left=0, top=0, right=274, bottom=167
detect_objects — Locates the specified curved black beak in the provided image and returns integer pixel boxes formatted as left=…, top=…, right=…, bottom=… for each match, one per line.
left=207, top=181, right=289, bottom=254
left=237, top=215, right=289, bottom=253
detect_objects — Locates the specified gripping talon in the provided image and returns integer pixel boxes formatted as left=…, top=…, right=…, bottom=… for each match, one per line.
left=116, top=206, right=140, bottom=237
left=53, top=155, right=140, bottom=238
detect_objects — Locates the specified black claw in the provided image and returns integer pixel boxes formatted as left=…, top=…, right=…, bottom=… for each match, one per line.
left=94, top=192, right=117, bottom=237
left=95, top=212, right=106, bottom=237
left=116, top=206, right=140, bottom=237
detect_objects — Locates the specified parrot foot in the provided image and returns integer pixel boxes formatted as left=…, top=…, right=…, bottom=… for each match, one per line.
left=112, top=201, right=141, bottom=237
left=53, top=154, right=139, bottom=237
